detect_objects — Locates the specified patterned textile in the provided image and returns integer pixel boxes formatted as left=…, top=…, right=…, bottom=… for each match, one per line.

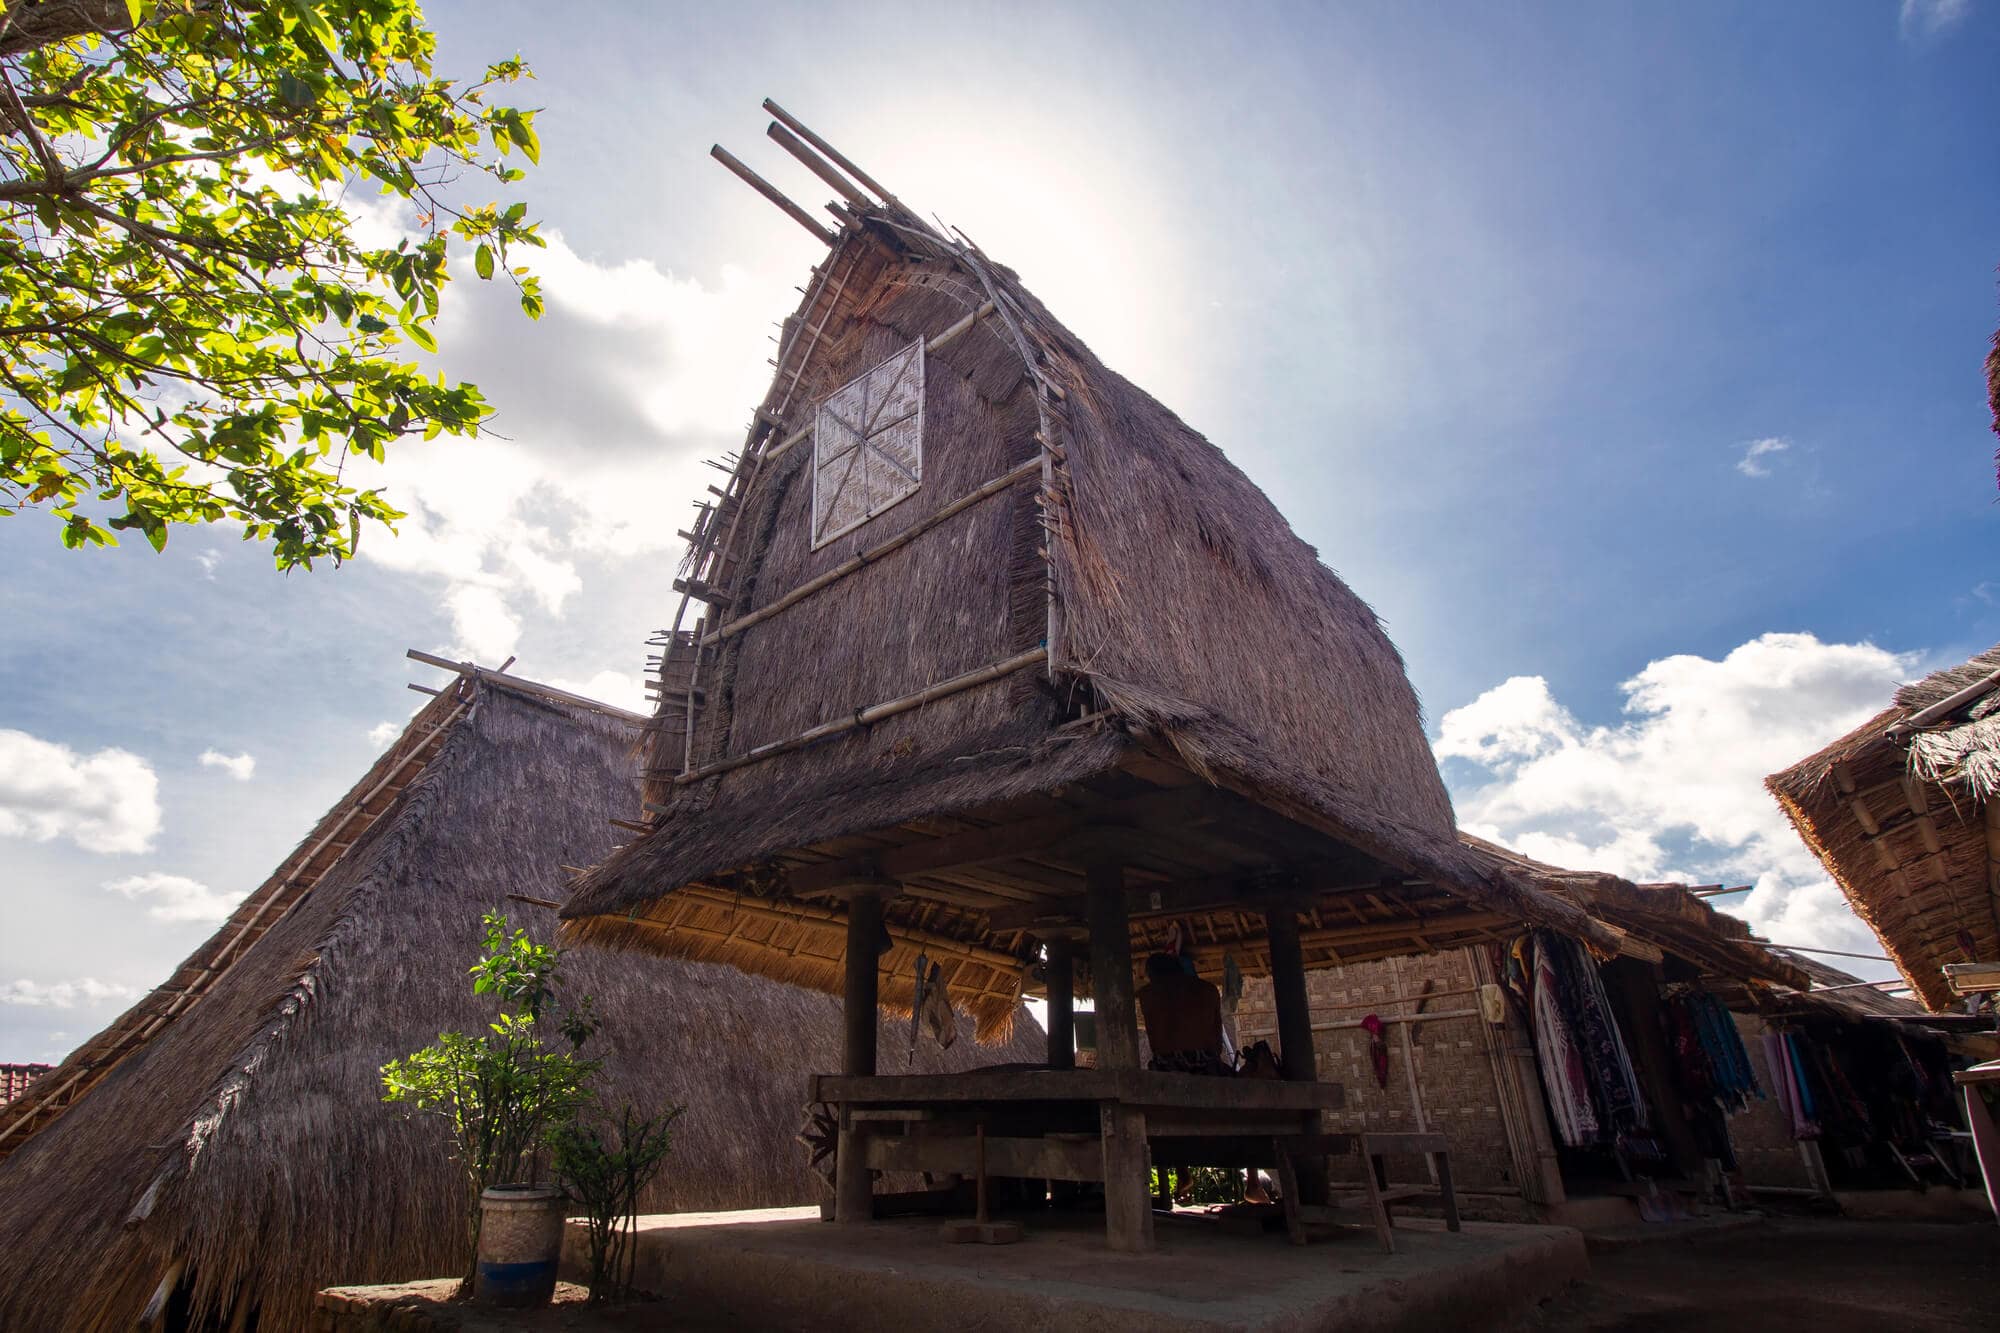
left=1543, top=931, right=1650, bottom=1135
left=1529, top=936, right=1600, bottom=1147
left=1148, top=1049, right=1234, bottom=1076
left=1665, top=988, right=1761, bottom=1112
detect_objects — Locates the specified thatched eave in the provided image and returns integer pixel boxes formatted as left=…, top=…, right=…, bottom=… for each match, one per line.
left=1766, top=642, right=2000, bottom=1011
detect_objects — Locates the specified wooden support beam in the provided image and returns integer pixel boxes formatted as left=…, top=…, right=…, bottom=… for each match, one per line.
left=1085, top=862, right=1141, bottom=1072
left=675, top=647, right=1047, bottom=786
left=1265, top=903, right=1327, bottom=1206
left=762, top=98, right=904, bottom=212
left=835, top=888, right=886, bottom=1224
left=1044, top=935, right=1076, bottom=1071
left=766, top=120, right=872, bottom=207
left=710, top=144, right=835, bottom=245
left=702, top=458, right=1040, bottom=646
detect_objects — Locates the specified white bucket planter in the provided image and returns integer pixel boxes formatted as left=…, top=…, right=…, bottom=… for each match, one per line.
left=474, top=1184, right=565, bottom=1308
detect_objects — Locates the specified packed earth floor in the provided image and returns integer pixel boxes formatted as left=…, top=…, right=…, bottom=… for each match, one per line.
left=1510, top=1216, right=1996, bottom=1332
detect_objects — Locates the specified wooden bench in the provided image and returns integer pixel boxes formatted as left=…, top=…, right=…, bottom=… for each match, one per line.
left=1273, top=1131, right=1461, bottom=1254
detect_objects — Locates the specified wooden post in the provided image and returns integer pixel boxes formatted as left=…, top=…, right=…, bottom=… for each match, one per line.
left=1084, top=860, right=1153, bottom=1250
left=835, top=890, right=885, bottom=1223
left=1085, top=862, right=1141, bottom=1071
left=1265, top=904, right=1327, bottom=1206
left=1044, top=934, right=1076, bottom=1071
left=1265, top=906, right=1315, bottom=1083
left=1100, top=1102, right=1156, bottom=1253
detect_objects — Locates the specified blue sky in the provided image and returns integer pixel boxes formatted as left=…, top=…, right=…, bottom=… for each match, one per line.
left=3, top=2, right=1996, bottom=1060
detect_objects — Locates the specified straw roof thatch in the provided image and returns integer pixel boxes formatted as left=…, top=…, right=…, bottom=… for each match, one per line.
left=0, top=671, right=1039, bottom=1332
left=1767, top=643, right=2000, bottom=1011
left=1457, top=835, right=1811, bottom=989
left=562, top=110, right=1628, bottom=1023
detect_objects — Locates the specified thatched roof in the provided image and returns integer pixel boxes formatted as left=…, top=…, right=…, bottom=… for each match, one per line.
left=1767, top=643, right=2000, bottom=1011
left=562, top=109, right=1629, bottom=1021
left=0, top=670, right=1039, bottom=1332
left=1456, top=835, right=1812, bottom=990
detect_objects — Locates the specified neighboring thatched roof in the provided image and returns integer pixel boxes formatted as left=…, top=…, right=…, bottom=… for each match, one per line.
left=1767, top=643, right=2000, bottom=1011
left=563, top=110, right=1628, bottom=1019
left=1457, top=835, right=1812, bottom=990
left=0, top=670, right=1039, bottom=1333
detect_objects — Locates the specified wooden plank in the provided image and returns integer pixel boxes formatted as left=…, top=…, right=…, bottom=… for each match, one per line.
left=810, top=1070, right=1346, bottom=1112
left=863, top=1132, right=1103, bottom=1182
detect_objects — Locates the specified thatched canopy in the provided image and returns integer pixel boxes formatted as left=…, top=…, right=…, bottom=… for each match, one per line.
left=0, top=670, right=1039, bottom=1333
left=1767, top=643, right=2000, bottom=1011
left=562, top=109, right=1627, bottom=1026
left=1457, top=835, right=1812, bottom=990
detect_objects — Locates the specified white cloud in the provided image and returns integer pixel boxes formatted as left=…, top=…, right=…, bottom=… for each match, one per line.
left=0, top=731, right=161, bottom=854
left=544, top=669, right=651, bottom=714
left=104, top=872, right=245, bottom=925
left=1900, top=0, right=1970, bottom=39
left=368, top=720, right=405, bottom=748
left=197, top=749, right=256, bottom=781
left=343, top=223, right=799, bottom=667
left=0, top=977, right=140, bottom=1009
left=1734, top=436, right=1790, bottom=478
left=1437, top=633, right=1916, bottom=953
left=195, top=551, right=220, bottom=580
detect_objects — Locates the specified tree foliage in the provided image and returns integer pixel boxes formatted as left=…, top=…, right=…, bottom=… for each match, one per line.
left=0, top=0, right=544, bottom=566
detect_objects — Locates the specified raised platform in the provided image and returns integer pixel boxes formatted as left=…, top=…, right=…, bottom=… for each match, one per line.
left=568, top=1206, right=1588, bottom=1332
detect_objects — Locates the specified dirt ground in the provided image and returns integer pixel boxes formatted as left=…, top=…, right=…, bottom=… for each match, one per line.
left=1510, top=1216, right=1997, bottom=1332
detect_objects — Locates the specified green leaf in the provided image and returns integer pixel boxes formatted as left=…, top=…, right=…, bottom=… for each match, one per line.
left=404, top=322, right=438, bottom=353
left=286, top=0, right=341, bottom=54
left=474, top=243, right=494, bottom=280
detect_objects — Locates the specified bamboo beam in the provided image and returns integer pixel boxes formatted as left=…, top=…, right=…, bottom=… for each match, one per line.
left=1888, top=664, right=2000, bottom=738
left=405, top=650, right=650, bottom=722
left=702, top=457, right=1040, bottom=647
left=711, top=144, right=835, bottom=245
left=767, top=121, right=871, bottom=207
left=761, top=301, right=999, bottom=465
left=674, top=647, right=1046, bottom=786
left=763, top=98, right=904, bottom=212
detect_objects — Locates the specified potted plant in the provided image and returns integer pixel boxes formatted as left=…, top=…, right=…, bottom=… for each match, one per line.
left=382, top=912, right=600, bottom=1307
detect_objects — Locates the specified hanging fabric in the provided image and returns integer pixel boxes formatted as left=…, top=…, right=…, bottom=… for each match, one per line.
left=1541, top=931, right=1650, bottom=1135
left=1360, top=1013, right=1390, bottom=1090
left=1527, top=934, right=1600, bottom=1147
left=919, top=960, right=956, bottom=1050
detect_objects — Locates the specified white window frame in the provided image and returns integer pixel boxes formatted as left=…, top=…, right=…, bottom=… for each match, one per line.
left=810, top=339, right=925, bottom=549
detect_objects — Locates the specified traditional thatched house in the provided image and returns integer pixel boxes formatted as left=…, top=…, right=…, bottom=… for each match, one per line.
left=1767, top=643, right=2000, bottom=1010
left=1237, top=838, right=1809, bottom=1222
left=562, top=103, right=1644, bottom=1055
left=0, top=665, right=1039, bottom=1332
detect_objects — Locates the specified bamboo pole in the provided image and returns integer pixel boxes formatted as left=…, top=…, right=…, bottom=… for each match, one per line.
left=766, top=121, right=871, bottom=207
left=761, top=301, right=998, bottom=465
left=710, top=144, right=835, bottom=245
left=762, top=98, right=904, bottom=212
left=1888, top=663, right=2000, bottom=738
left=674, top=647, right=1046, bottom=786
left=702, top=457, right=1040, bottom=646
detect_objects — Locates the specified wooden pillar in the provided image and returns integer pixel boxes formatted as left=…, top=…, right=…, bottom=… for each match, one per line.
left=1085, top=862, right=1141, bottom=1071
left=1264, top=906, right=1315, bottom=1083
left=1043, top=934, right=1076, bottom=1071
left=835, top=889, right=885, bottom=1223
left=1265, top=904, right=1327, bottom=1205
left=1084, top=860, right=1153, bottom=1250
